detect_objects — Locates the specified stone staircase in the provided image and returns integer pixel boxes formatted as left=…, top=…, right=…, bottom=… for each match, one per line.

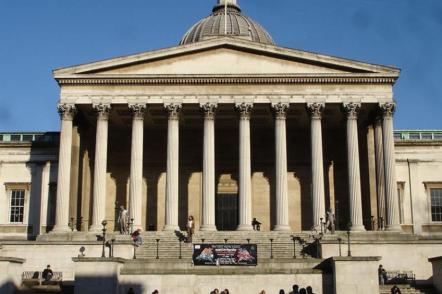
left=133, top=231, right=314, bottom=260
left=379, top=285, right=438, bottom=294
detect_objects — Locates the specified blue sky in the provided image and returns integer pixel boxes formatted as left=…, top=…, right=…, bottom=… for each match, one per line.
left=0, top=0, right=441, bottom=131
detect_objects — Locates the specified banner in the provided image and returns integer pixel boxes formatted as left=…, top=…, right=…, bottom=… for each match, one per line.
left=193, top=244, right=258, bottom=266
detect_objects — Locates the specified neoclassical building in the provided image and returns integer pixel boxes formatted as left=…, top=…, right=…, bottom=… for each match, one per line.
left=1, top=0, right=441, bottom=237
left=1, top=1, right=442, bottom=293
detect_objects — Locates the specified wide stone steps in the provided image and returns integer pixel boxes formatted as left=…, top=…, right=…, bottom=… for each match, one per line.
left=120, top=258, right=323, bottom=275
left=379, top=285, right=438, bottom=294
left=133, top=231, right=314, bottom=260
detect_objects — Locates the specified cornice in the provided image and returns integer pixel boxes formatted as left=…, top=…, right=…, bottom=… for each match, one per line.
left=56, top=74, right=398, bottom=86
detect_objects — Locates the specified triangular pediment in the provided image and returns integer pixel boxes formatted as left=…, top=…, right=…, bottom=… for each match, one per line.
left=53, top=37, right=400, bottom=78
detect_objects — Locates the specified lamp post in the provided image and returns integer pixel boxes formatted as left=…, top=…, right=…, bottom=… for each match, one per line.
left=347, top=222, right=352, bottom=257
left=291, top=235, right=297, bottom=259
left=335, top=200, right=340, bottom=230
left=156, top=239, right=160, bottom=259
left=129, top=218, right=134, bottom=234
left=69, top=217, right=75, bottom=232
left=110, top=238, right=115, bottom=258
left=337, top=237, right=342, bottom=257
left=101, top=220, right=107, bottom=258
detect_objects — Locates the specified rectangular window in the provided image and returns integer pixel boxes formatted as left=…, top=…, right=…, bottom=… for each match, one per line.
left=409, top=133, right=420, bottom=140
left=10, top=189, right=25, bottom=223
left=431, top=188, right=442, bottom=222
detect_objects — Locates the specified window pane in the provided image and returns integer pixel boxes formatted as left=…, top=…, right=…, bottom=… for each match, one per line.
left=409, top=133, right=420, bottom=140
left=431, top=189, right=442, bottom=222
left=10, top=134, right=21, bottom=141
left=10, top=189, right=25, bottom=223
left=421, top=133, right=433, bottom=140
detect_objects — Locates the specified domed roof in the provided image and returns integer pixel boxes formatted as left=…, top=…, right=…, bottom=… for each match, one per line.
left=180, top=0, right=274, bottom=46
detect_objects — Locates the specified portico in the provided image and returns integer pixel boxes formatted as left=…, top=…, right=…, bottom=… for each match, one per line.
left=51, top=39, right=401, bottom=233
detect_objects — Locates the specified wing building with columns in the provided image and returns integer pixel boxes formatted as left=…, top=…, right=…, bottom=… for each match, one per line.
left=1, top=1, right=442, bottom=293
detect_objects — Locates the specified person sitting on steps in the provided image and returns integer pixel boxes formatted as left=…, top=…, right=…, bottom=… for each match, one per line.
left=252, top=218, right=261, bottom=231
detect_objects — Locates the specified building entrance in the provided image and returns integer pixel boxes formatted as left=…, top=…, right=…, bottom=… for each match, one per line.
left=216, top=194, right=239, bottom=231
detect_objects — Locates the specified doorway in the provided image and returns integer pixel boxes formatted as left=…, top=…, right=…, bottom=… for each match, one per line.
left=216, top=193, right=239, bottom=231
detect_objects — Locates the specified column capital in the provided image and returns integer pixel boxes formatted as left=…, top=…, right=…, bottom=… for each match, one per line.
left=272, top=102, right=289, bottom=119
left=200, top=102, right=218, bottom=120
left=380, top=102, right=396, bottom=118
left=93, top=103, right=111, bottom=119
left=307, top=102, right=324, bottom=119
left=57, top=103, right=77, bottom=120
left=343, top=102, right=361, bottom=120
left=129, top=103, right=147, bottom=119
left=164, top=103, right=182, bottom=120
left=235, top=102, right=253, bottom=119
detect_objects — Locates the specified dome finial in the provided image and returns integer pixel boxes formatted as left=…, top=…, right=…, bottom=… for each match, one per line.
left=218, top=0, right=237, bottom=5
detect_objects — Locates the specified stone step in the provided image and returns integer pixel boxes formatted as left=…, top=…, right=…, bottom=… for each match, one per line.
left=120, top=258, right=323, bottom=275
left=379, top=285, right=437, bottom=294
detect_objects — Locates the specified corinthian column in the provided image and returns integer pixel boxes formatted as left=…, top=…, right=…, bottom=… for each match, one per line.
left=343, top=103, right=365, bottom=231
left=163, top=103, right=181, bottom=231
left=307, top=103, right=326, bottom=230
left=129, top=103, right=146, bottom=231
left=236, top=102, right=253, bottom=231
left=90, top=103, right=111, bottom=232
left=380, top=102, right=401, bottom=231
left=374, top=117, right=386, bottom=228
left=53, top=104, right=76, bottom=233
left=272, top=103, right=290, bottom=231
left=200, top=103, right=217, bottom=231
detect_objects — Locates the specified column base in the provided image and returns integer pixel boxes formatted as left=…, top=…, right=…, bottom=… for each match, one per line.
left=273, top=224, right=291, bottom=231
left=51, top=225, right=71, bottom=233
left=236, top=224, right=253, bottom=231
left=163, top=224, right=180, bottom=231
left=199, top=224, right=217, bottom=231
left=89, top=224, right=103, bottom=233
left=350, top=224, right=366, bottom=232
left=386, top=224, right=402, bottom=232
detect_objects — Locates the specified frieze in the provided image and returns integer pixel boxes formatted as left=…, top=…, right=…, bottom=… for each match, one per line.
left=56, top=75, right=398, bottom=86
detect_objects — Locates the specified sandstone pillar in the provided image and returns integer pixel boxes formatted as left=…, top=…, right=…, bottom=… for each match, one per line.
left=163, top=103, right=181, bottom=231
left=90, top=103, right=111, bottom=232
left=236, top=103, right=253, bottom=231
left=53, top=104, right=76, bottom=233
left=308, top=103, right=326, bottom=230
left=200, top=103, right=217, bottom=231
left=272, top=103, right=290, bottom=231
left=381, top=102, right=401, bottom=231
left=129, top=104, right=146, bottom=230
left=344, top=103, right=365, bottom=231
